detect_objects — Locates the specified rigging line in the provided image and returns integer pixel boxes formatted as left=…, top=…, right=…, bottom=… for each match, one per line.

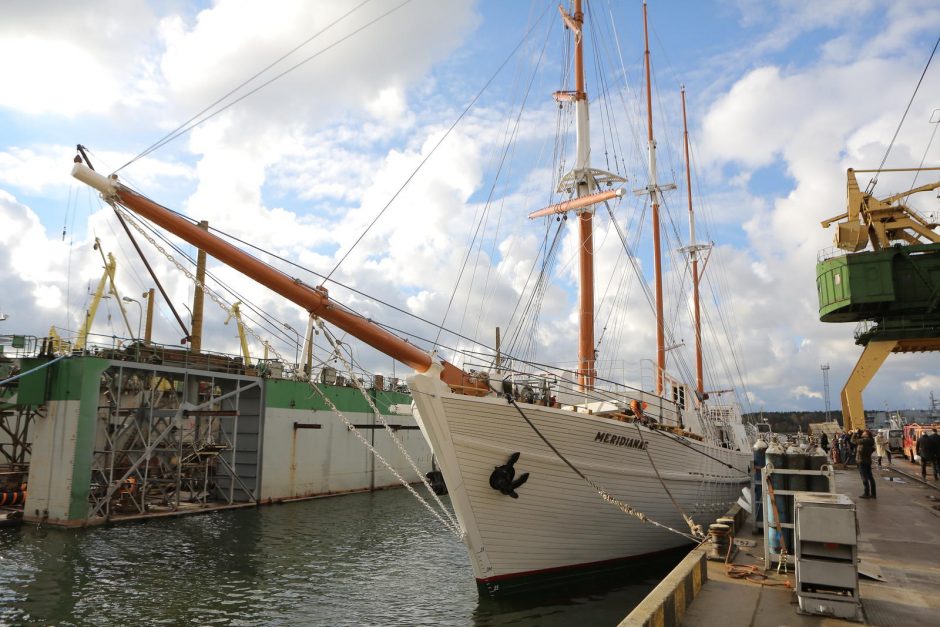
left=134, top=227, right=332, bottom=371
left=910, top=111, right=940, bottom=191
left=467, top=46, right=563, bottom=360
left=150, top=204, right=522, bottom=360
left=465, top=39, right=532, bottom=353
left=603, top=194, right=696, bottom=391
left=127, top=201, right=448, bottom=349
left=632, top=421, right=701, bottom=536
left=320, top=325, right=459, bottom=530
left=605, top=3, right=646, bottom=178
left=323, top=2, right=554, bottom=285
left=867, top=32, right=940, bottom=194
left=505, top=224, right=562, bottom=360
left=503, top=222, right=563, bottom=356
left=134, top=218, right=301, bottom=349
left=502, top=394, right=699, bottom=541
left=108, top=206, right=192, bottom=342
left=646, top=426, right=749, bottom=475
left=584, top=1, right=612, bottom=166
left=437, top=13, right=556, bottom=351
left=706, top=293, right=752, bottom=413
left=118, top=0, right=386, bottom=171
left=684, top=135, right=752, bottom=411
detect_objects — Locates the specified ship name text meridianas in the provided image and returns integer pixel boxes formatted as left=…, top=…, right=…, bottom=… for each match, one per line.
left=593, top=432, right=647, bottom=450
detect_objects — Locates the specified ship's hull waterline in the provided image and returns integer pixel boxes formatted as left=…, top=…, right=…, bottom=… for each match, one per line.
left=408, top=368, right=751, bottom=596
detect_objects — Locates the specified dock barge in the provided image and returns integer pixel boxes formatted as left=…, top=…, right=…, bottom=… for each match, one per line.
left=0, top=335, right=430, bottom=527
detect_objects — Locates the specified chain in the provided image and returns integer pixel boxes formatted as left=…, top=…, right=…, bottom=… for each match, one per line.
left=110, top=202, right=462, bottom=537
left=317, top=321, right=460, bottom=531
left=632, top=421, right=703, bottom=539
left=306, top=377, right=462, bottom=537
left=505, top=395, right=702, bottom=542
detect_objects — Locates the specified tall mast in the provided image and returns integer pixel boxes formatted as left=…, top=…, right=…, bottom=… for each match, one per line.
left=681, top=87, right=704, bottom=399
left=642, top=0, right=670, bottom=395
left=572, top=0, right=595, bottom=391
left=533, top=1, right=625, bottom=391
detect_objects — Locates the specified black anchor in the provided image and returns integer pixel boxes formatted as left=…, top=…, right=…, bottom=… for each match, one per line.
left=489, top=452, right=529, bottom=498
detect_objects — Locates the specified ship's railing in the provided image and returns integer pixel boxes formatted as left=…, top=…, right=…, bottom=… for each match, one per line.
left=457, top=358, right=689, bottom=424
left=7, top=329, right=399, bottom=393
left=0, top=334, right=40, bottom=358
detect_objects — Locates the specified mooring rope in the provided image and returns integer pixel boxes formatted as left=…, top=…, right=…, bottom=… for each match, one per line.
left=504, top=394, right=702, bottom=542
left=631, top=421, right=702, bottom=538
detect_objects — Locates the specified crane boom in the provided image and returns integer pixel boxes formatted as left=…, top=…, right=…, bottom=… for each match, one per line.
left=71, top=162, right=486, bottom=394
left=822, top=168, right=940, bottom=252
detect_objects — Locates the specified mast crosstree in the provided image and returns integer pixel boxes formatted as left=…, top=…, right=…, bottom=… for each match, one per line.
left=532, top=0, right=625, bottom=392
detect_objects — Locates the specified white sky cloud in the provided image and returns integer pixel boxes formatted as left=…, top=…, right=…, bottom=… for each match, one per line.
left=0, top=0, right=938, bottom=415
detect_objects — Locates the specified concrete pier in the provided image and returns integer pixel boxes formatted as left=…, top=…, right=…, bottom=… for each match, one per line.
left=625, top=460, right=940, bottom=626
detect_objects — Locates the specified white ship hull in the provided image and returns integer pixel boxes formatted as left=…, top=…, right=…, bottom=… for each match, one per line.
left=408, top=367, right=751, bottom=595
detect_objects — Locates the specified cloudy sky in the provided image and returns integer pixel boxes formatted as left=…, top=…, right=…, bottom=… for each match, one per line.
left=1, top=0, right=939, bottom=414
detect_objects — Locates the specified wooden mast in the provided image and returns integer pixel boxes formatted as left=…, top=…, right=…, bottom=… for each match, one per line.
left=535, top=2, right=625, bottom=392
left=571, top=0, right=596, bottom=391
left=681, top=87, right=704, bottom=399
left=643, top=0, right=667, bottom=396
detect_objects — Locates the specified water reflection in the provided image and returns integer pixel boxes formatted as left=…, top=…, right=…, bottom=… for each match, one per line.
left=0, top=490, right=682, bottom=625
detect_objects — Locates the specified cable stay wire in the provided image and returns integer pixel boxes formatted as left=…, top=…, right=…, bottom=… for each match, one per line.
left=323, top=2, right=554, bottom=286
left=867, top=32, right=940, bottom=194
left=117, top=0, right=398, bottom=172
left=436, top=9, right=557, bottom=353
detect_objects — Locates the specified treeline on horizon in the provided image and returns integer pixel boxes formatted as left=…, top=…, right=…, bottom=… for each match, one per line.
left=743, top=411, right=842, bottom=434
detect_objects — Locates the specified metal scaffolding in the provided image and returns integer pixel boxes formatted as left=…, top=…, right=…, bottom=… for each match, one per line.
left=89, top=362, right=262, bottom=521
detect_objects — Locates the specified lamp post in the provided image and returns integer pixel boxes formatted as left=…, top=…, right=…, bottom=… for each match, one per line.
left=122, top=296, right=142, bottom=340
left=283, top=322, right=301, bottom=371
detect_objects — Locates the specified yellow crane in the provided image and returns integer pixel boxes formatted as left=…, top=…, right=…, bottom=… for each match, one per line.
left=224, top=301, right=251, bottom=365
left=821, top=167, right=940, bottom=252
left=75, top=238, right=134, bottom=351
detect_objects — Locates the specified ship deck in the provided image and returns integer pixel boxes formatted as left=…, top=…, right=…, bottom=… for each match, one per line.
left=623, top=459, right=940, bottom=626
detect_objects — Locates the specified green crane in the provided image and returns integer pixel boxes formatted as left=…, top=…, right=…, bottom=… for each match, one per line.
left=817, top=167, right=940, bottom=430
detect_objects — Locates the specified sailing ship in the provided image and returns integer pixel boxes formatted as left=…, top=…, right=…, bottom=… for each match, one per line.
left=70, top=0, right=752, bottom=595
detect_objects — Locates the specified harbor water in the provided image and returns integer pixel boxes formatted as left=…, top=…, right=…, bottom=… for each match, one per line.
left=0, top=488, right=681, bottom=625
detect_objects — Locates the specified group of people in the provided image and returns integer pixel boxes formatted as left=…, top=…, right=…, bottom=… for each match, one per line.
left=826, top=430, right=891, bottom=467
left=916, top=428, right=940, bottom=480
left=846, top=427, right=940, bottom=499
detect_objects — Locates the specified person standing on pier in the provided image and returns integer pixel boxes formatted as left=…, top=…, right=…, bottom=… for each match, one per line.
left=923, top=429, right=940, bottom=480
left=852, top=429, right=876, bottom=499
left=917, top=431, right=934, bottom=480
left=874, top=431, right=890, bottom=467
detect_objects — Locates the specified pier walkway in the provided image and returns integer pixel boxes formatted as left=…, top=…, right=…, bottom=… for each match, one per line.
left=625, top=460, right=940, bottom=626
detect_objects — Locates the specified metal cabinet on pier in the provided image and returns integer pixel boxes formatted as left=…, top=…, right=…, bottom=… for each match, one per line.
left=793, top=493, right=862, bottom=621
left=761, top=463, right=836, bottom=569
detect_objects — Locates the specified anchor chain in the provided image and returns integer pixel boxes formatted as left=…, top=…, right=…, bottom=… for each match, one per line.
left=317, top=321, right=460, bottom=532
